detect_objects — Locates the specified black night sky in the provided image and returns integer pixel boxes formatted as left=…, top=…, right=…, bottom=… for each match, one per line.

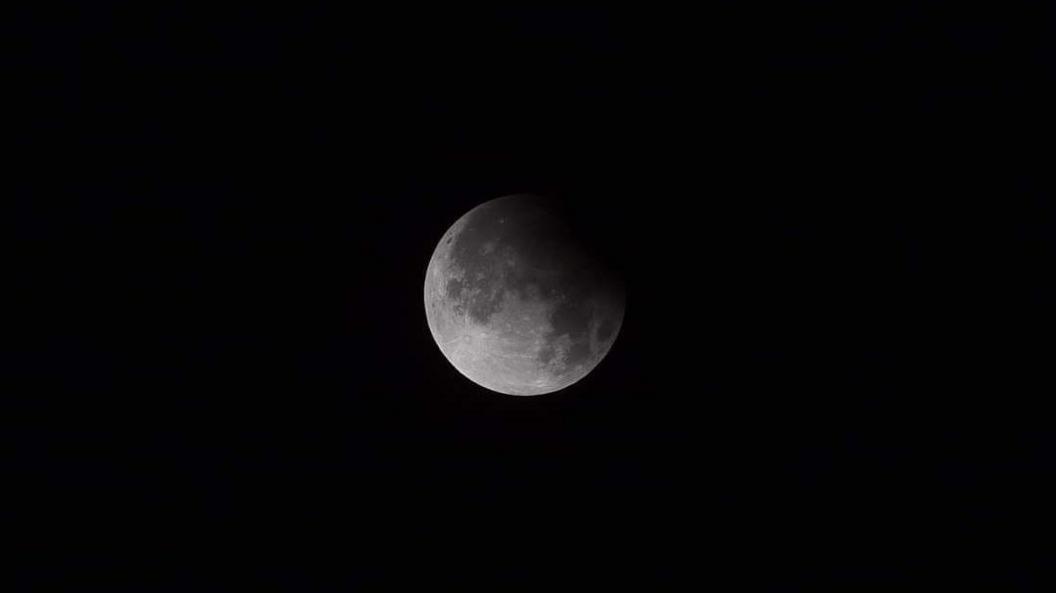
left=9, top=4, right=1054, bottom=589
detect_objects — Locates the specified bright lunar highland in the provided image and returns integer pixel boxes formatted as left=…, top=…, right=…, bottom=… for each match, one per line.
left=424, top=194, right=625, bottom=395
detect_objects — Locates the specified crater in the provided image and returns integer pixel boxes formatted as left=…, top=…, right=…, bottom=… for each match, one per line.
left=597, top=317, right=616, bottom=343
left=537, top=344, right=556, bottom=365
left=564, top=339, right=592, bottom=371
left=445, top=277, right=464, bottom=300
left=549, top=301, right=592, bottom=342
left=464, top=280, right=506, bottom=325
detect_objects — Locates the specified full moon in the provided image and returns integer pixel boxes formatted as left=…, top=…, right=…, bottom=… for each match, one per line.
left=424, top=194, right=625, bottom=396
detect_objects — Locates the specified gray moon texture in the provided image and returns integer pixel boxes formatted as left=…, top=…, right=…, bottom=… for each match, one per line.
left=424, top=194, right=625, bottom=396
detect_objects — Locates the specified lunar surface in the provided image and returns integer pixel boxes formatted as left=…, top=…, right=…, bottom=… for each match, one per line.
left=424, top=194, right=625, bottom=396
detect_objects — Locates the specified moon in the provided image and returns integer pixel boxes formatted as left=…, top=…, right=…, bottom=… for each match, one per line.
left=424, top=194, right=625, bottom=396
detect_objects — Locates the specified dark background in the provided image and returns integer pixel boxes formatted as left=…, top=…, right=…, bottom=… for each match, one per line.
left=8, top=3, right=1054, bottom=589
